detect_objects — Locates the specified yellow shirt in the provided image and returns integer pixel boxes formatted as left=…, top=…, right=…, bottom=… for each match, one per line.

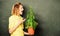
left=9, top=15, right=24, bottom=36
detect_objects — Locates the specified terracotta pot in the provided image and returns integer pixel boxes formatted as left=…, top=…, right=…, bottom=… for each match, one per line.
left=28, top=27, right=34, bottom=35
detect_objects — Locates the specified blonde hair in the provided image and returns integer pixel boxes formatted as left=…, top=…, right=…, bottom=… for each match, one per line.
left=11, top=2, right=22, bottom=15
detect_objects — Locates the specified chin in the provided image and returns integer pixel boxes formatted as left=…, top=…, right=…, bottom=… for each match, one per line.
left=20, top=13, right=22, bottom=15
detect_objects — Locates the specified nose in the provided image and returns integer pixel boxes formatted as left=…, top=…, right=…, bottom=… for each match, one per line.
left=23, top=8, right=24, bottom=10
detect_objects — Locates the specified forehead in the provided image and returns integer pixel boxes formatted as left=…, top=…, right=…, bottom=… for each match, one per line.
left=19, top=5, right=23, bottom=8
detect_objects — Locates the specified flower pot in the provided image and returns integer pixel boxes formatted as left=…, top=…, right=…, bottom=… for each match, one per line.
left=28, top=27, right=34, bottom=35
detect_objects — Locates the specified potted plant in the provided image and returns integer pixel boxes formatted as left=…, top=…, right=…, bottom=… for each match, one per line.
left=25, top=6, right=38, bottom=35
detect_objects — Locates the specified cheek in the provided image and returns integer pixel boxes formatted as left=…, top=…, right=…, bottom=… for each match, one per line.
left=22, top=8, right=23, bottom=10
left=20, top=9, right=22, bottom=12
left=19, top=11, right=22, bottom=14
left=19, top=7, right=22, bottom=11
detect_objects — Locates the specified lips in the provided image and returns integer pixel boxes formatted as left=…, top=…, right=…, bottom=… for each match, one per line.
left=21, top=10, right=23, bottom=12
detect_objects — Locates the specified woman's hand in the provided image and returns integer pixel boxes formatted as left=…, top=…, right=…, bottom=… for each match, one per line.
left=24, top=32, right=34, bottom=35
left=22, top=18, right=26, bottom=22
left=18, top=18, right=26, bottom=24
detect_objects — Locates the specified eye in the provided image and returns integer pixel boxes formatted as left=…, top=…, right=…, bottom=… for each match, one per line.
left=21, top=7, right=22, bottom=9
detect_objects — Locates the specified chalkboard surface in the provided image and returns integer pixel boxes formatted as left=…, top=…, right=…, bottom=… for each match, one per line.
left=0, top=0, right=60, bottom=36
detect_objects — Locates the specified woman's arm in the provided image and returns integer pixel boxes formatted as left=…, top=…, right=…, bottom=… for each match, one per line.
left=24, top=32, right=29, bottom=35
left=9, top=19, right=26, bottom=34
left=9, top=23, right=20, bottom=34
left=24, top=32, right=33, bottom=35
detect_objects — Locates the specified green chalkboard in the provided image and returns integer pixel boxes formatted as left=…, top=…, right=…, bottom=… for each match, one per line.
left=0, top=0, right=60, bottom=36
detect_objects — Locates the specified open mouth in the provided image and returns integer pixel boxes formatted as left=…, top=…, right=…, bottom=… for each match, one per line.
left=21, top=10, right=23, bottom=12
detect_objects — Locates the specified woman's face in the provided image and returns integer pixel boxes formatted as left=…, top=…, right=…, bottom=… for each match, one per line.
left=19, top=5, right=24, bottom=15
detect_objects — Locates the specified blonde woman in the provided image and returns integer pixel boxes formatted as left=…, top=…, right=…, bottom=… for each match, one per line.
left=9, top=2, right=31, bottom=36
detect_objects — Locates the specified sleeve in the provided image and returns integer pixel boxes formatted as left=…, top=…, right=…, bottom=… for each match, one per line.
left=9, top=17, right=19, bottom=30
left=9, top=17, right=15, bottom=29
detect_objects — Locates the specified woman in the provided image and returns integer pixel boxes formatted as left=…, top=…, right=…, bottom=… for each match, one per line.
left=9, top=2, right=31, bottom=36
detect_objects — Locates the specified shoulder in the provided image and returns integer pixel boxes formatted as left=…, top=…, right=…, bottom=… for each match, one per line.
left=9, top=15, right=14, bottom=20
left=9, top=15, right=23, bottom=20
left=9, top=15, right=18, bottom=20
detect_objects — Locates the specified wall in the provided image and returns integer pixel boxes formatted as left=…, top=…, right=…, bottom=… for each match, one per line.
left=0, top=0, right=60, bottom=36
